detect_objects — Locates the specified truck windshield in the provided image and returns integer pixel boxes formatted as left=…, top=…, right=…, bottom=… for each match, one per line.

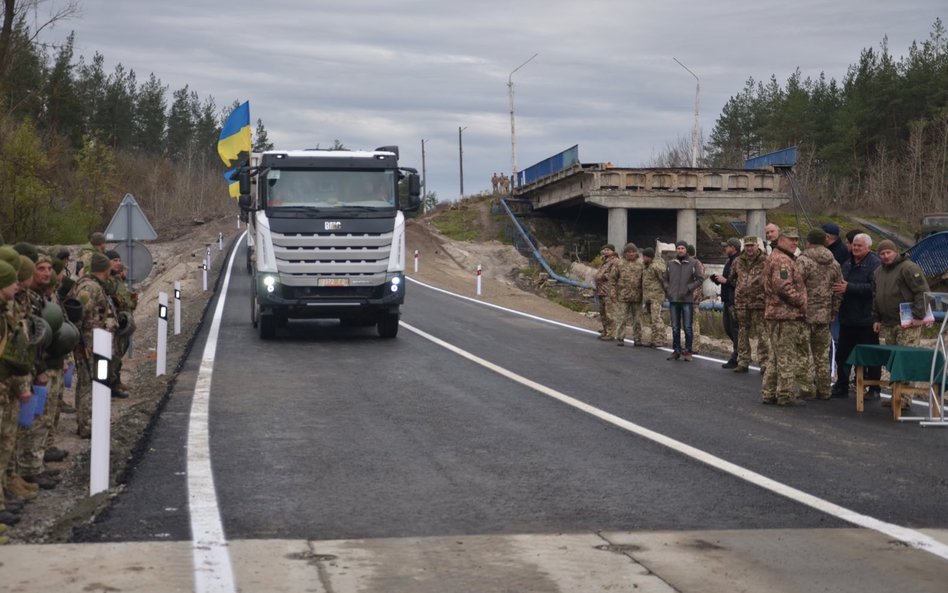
left=265, top=169, right=396, bottom=209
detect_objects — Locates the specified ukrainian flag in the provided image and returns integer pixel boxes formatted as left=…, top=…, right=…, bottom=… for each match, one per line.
left=218, top=101, right=251, bottom=167
left=224, top=167, right=240, bottom=199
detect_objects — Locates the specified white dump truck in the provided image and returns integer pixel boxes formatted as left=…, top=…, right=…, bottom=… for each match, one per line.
left=237, top=146, right=420, bottom=338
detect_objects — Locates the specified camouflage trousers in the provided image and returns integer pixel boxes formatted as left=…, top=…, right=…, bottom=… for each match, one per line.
left=109, top=335, right=129, bottom=388
left=598, top=298, right=614, bottom=336
left=17, top=369, right=63, bottom=477
left=736, top=308, right=770, bottom=371
left=644, top=300, right=666, bottom=347
left=0, top=396, right=19, bottom=490
left=75, top=357, right=93, bottom=438
left=879, top=324, right=923, bottom=347
left=612, top=301, right=643, bottom=343
left=46, top=361, right=71, bottom=450
left=762, top=319, right=809, bottom=404
left=801, top=323, right=833, bottom=398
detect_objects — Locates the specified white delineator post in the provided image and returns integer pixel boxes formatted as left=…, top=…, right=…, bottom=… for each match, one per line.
left=219, top=232, right=224, bottom=251
left=414, top=250, right=419, bottom=273
left=201, top=263, right=208, bottom=292
left=476, top=264, right=482, bottom=296
left=174, top=281, right=182, bottom=336
left=157, top=292, right=168, bottom=376
left=90, top=328, right=112, bottom=496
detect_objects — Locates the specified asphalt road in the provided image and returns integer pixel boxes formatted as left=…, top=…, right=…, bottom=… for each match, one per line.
left=61, top=238, right=948, bottom=592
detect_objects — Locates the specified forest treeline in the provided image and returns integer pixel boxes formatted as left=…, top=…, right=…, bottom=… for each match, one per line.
left=705, top=19, right=948, bottom=218
left=1, top=5, right=946, bottom=243
left=0, top=4, right=271, bottom=244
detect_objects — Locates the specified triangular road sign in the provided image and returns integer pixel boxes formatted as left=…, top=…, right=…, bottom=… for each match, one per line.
left=104, top=193, right=158, bottom=241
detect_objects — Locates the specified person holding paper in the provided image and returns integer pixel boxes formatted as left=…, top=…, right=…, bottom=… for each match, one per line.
left=872, top=239, right=932, bottom=410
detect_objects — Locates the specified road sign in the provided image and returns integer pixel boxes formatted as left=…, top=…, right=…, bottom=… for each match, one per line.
left=104, top=193, right=157, bottom=241
left=112, top=242, right=153, bottom=283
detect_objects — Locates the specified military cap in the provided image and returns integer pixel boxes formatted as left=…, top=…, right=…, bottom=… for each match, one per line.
left=877, top=239, right=898, bottom=254
left=90, top=251, right=111, bottom=273
left=13, top=242, right=38, bottom=262
left=55, top=247, right=70, bottom=261
left=743, top=235, right=759, bottom=244
left=17, top=255, right=35, bottom=282
left=105, top=249, right=121, bottom=261
left=601, top=243, right=616, bottom=252
left=822, top=222, right=841, bottom=237
left=779, top=227, right=800, bottom=239
left=52, top=258, right=64, bottom=275
left=0, top=260, right=16, bottom=289
left=623, top=242, right=638, bottom=253
left=807, top=229, right=826, bottom=245
left=0, top=246, right=21, bottom=270
left=90, top=232, right=107, bottom=246
left=686, top=244, right=695, bottom=256
left=723, top=237, right=742, bottom=250
left=642, top=247, right=655, bottom=257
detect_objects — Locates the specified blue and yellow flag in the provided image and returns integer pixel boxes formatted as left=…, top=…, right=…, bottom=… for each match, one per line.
left=224, top=167, right=240, bottom=199
left=218, top=101, right=251, bottom=167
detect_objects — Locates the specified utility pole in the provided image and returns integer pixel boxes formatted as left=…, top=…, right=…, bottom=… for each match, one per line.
left=458, top=126, right=467, bottom=200
left=673, top=57, right=700, bottom=168
left=420, top=138, right=427, bottom=211
left=508, top=52, right=538, bottom=190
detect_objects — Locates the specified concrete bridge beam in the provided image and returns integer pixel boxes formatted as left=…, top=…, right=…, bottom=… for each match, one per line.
left=746, top=210, right=767, bottom=242
left=676, top=209, right=697, bottom=247
left=608, top=208, right=628, bottom=251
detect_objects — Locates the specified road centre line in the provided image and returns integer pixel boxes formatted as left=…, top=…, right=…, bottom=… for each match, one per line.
left=186, top=232, right=245, bottom=593
left=399, top=320, right=948, bottom=562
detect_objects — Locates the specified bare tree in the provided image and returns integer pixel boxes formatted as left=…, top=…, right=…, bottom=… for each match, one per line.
left=0, top=0, right=79, bottom=89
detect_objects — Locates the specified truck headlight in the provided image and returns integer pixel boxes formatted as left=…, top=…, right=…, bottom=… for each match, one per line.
left=262, top=275, right=278, bottom=293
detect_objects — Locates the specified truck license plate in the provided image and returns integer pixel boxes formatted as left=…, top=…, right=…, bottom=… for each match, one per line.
left=318, top=278, right=349, bottom=287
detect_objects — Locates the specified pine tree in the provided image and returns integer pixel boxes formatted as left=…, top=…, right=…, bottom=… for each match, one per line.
left=253, top=118, right=274, bottom=151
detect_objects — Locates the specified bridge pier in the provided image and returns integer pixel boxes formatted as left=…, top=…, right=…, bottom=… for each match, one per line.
left=608, top=208, right=628, bottom=250
left=746, top=210, right=767, bottom=241
left=676, top=209, right=697, bottom=247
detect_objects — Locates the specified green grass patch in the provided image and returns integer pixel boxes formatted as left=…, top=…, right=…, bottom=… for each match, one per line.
left=431, top=208, right=480, bottom=241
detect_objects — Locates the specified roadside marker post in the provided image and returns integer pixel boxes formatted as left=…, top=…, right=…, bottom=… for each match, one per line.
left=157, top=292, right=168, bottom=376
left=90, top=328, right=112, bottom=496
left=174, top=281, right=182, bottom=336
left=219, top=232, right=224, bottom=251
left=476, top=264, right=482, bottom=296
left=414, top=250, right=419, bottom=273
left=201, top=263, right=208, bottom=292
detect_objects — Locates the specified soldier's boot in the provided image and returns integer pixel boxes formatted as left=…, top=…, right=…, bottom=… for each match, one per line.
left=44, top=447, right=68, bottom=463
left=9, top=475, right=39, bottom=495
left=22, top=473, right=57, bottom=490
left=3, top=479, right=35, bottom=501
left=0, top=510, right=18, bottom=526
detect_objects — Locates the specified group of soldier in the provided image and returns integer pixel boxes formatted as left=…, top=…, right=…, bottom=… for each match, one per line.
left=490, top=172, right=512, bottom=194
left=0, top=232, right=137, bottom=542
left=594, top=221, right=932, bottom=408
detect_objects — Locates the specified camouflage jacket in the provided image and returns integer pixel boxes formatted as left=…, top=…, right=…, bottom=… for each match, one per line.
left=691, top=258, right=705, bottom=304
left=873, top=255, right=931, bottom=327
left=797, top=246, right=843, bottom=324
left=69, top=275, right=117, bottom=356
left=0, top=299, right=31, bottom=398
left=595, top=255, right=620, bottom=299
left=764, top=247, right=807, bottom=321
left=643, top=258, right=667, bottom=303
left=733, top=249, right=766, bottom=310
left=77, top=243, right=98, bottom=277
left=106, top=276, right=138, bottom=313
left=614, top=257, right=645, bottom=302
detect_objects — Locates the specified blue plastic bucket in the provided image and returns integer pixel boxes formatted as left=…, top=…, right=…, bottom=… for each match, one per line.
left=64, top=362, right=75, bottom=388
left=17, top=397, right=35, bottom=427
left=32, top=384, right=48, bottom=416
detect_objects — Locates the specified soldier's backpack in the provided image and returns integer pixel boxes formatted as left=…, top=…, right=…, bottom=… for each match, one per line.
left=0, top=315, right=33, bottom=376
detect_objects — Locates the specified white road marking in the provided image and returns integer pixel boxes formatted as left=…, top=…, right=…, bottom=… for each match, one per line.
left=186, top=232, right=245, bottom=593
left=400, top=320, right=948, bottom=562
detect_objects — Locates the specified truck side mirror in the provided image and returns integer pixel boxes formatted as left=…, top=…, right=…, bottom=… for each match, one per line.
left=238, top=194, right=252, bottom=211
left=238, top=168, right=251, bottom=197
left=406, top=173, right=421, bottom=211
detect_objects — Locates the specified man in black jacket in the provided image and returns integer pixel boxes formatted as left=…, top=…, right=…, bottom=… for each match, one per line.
left=713, top=238, right=741, bottom=368
left=831, top=233, right=882, bottom=398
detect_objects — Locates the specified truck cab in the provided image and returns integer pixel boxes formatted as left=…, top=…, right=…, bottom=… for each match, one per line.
left=239, top=147, right=420, bottom=338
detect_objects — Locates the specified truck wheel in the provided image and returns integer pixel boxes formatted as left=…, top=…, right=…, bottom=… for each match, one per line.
left=377, top=313, right=399, bottom=338
left=258, top=312, right=276, bottom=339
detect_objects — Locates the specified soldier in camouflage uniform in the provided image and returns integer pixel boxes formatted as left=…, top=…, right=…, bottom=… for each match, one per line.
left=77, top=231, right=107, bottom=277
left=762, top=228, right=809, bottom=406
left=872, top=239, right=932, bottom=410
left=68, top=252, right=118, bottom=438
left=686, top=244, right=704, bottom=350
left=594, top=244, right=620, bottom=340
left=732, top=236, right=769, bottom=373
left=0, top=257, right=33, bottom=532
left=105, top=251, right=137, bottom=398
left=641, top=248, right=667, bottom=348
left=612, top=243, right=645, bottom=345
left=796, top=229, right=843, bottom=400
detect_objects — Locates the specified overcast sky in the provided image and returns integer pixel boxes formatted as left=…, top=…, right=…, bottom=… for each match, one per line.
left=40, top=0, right=944, bottom=203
